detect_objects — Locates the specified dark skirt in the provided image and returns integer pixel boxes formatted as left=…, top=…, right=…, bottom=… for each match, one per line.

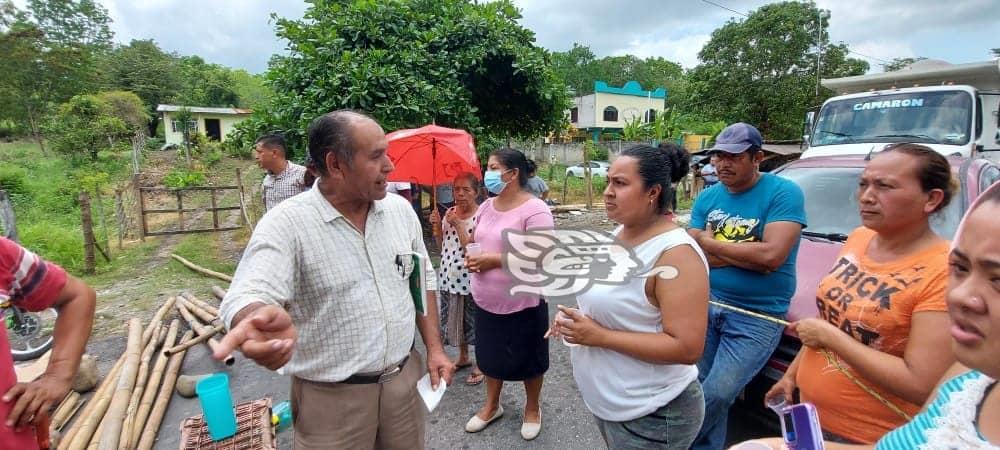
left=474, top=300, right=550, bottom=381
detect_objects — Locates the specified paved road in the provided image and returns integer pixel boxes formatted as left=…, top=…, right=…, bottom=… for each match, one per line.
left=83, top=295, right=776, bottom=449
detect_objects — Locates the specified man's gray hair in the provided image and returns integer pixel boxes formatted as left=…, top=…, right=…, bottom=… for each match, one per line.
left=307, top=110, right=374, bottom=175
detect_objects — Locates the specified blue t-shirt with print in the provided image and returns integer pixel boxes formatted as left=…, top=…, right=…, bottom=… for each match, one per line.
left=690, top=173, right=806, bottom=315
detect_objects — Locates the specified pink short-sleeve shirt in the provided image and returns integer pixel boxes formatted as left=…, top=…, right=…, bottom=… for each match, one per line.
left=470, top=197, right=553, bottom=314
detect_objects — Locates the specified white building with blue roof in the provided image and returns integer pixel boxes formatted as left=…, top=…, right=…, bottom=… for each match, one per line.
left=568, top=80, right=666, bottom=140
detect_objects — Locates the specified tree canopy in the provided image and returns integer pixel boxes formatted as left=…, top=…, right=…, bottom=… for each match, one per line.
left=1, top=0, right=270, bottom=144
left=103, top=39, right=181, bottom=135
left=230, top=0, right=569, bottom=157
left=0, top=0, right=106, bottom=151
left=44, top=92, right=135, bottom=162
left=174, top=56, right=241, bottom=107
left=26, top=0, right=112, bottom=49
left=550, top=44, right=684, bottom=98
left=883, top=57, right=927, bottom=72
left=683, top=1, right=868, bottom=139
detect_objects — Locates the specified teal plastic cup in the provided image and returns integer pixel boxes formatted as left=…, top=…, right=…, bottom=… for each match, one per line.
left=196, top=373, right=237, bottom=441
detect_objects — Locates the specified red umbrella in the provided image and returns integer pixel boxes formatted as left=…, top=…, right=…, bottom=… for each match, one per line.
left=386, top=124, right=481, bottom=205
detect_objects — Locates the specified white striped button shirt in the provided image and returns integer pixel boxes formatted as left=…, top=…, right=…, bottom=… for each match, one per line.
left=262, top=162, right=308, bottom=211
left=220, top=187, right=437, bottom=382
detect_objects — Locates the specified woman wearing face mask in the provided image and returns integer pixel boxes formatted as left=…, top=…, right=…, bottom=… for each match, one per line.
left=464, top=148, right=554, bottom=441
left=732, top=180, right=1000, bottom=450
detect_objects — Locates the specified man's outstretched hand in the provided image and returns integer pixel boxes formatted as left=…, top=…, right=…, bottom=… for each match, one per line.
left=214, top=305, right=297, bottom=370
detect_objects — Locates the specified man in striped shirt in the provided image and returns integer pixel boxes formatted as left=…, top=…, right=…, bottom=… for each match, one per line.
left=256, top=134, right=308, bottom=210
left=0, top=237, right=95, bottom=449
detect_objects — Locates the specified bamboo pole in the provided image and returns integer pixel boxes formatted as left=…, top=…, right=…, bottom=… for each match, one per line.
left=163, top=324, right=225, bottom=356
left=51, top=392, right=81, bottom=431
left=176, top=302, right=234, bottom=366
left=84, top=324, right=156, bottom=450
left=177, top=296, right=218, bottom=325
left=88, top=325, right=160, bottom=450
left=141, top=296, right=175, bottom=345
left=129, top=320, right=180, bottom=450
left=169, top=254, right=233, bottom=282
left=86, top=408, right=109, bottom=449
left=61, top=357, right=121, bottom=450
left=63, top=302, right=164, bottom=449
left=52, top=390, right=72, bottom=416
left=136, top=331, right=194, bottom=450
left=181, top=293, right=220, bottom=317
left=119, top=324, right=166, bottom=449
left=211, top=286, right=227, bottom=301
left=97, top=318, right=143, bottom=450
left=54, top=400, right=84, bottom=435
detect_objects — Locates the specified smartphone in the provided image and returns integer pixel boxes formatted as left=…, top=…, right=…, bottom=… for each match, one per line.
left=779, top=403, right=824, bottom=450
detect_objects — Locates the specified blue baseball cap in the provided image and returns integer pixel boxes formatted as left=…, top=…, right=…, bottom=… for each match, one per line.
left=707, top=123, right=763, bottom=154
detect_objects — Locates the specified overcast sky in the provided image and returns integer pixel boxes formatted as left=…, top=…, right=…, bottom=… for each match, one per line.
left=30, top=0, right=999, bottom=74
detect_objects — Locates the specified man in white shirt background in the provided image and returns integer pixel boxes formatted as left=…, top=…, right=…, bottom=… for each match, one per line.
left=255, top=133, right=308, bottom=210
left=386, top=181, right=413, bottom=202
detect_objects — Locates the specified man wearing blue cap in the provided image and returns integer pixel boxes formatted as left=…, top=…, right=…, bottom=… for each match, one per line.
left=688, top=123, right=806, bottom=449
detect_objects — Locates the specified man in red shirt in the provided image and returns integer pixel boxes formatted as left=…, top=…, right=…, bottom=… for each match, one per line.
left=0, top=237, right=95, bottom=449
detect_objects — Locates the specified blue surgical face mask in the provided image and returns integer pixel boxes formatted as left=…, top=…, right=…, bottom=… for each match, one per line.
left=484, top=169, right=510, bottom=194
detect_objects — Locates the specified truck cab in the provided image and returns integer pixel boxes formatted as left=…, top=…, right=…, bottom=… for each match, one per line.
left=802, top=59, right=1000, bottom=162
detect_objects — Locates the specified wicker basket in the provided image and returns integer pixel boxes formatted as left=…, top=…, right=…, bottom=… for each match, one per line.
left=179, top=398, right=276, bottom=450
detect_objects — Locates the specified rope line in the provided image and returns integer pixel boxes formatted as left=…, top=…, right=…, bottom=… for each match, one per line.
left=708, top=300, right=913, bottom=421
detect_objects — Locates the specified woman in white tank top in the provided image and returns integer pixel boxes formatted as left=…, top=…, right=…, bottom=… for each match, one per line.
left=550, top=143, right=710, bottom=449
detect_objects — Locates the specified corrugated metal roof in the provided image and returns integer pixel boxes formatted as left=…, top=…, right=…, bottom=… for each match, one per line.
left=156, top=104, right=252, bottom=115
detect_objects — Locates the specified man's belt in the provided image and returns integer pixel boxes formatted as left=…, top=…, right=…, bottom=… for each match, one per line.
left=341, top=354, right=410, bottom=384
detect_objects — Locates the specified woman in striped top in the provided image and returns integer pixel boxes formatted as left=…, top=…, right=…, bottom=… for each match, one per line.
left=732, top=179, right=1000, bottom=449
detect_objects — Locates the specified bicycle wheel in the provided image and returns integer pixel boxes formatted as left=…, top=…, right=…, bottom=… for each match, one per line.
left=7, top=307, right=58, bottom=361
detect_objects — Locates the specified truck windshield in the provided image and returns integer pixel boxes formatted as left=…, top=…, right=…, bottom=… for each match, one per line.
left=811, top=90, right=973, bottom=147
left=777, top=166, right=963, bottom=239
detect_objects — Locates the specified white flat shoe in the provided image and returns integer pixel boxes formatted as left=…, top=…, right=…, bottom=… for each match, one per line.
left=521, top=412, right=542, bottom=440
left=465, top=405, right=504, bottom=433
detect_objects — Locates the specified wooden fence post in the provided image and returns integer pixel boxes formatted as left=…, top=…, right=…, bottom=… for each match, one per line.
left=134, top=175, right=146, bottom=242
left=210, top=188, right=219, bottom=230
left=561, top=176, right=568, bottom=205
left=235, top=168, right=251, bottom=228
left=93, top=188, right=110, bottom=258
left=176, top=190, right=185, bottom=231
left=79, top=191, right=96, bottom=275
left=0, top=190, right=18, bottom=242
left=114, top=189, right=124, bottom=250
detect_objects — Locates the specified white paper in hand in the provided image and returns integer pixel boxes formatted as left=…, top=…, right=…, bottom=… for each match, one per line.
left=416, top=373, right=447, bottom=412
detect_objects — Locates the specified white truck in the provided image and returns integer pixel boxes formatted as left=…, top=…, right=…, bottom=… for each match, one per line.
left=801, top=59, right=1000, bottom=161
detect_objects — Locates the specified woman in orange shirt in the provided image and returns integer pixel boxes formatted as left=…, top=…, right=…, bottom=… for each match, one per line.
left=765, top=143, right=957, bottom=444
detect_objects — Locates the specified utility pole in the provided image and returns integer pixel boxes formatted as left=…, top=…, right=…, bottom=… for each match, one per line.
left=815, top=9, right=828, bottom=97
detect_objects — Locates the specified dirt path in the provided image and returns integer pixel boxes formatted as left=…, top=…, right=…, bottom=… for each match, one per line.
left=88, top=153, right=253, bottom=336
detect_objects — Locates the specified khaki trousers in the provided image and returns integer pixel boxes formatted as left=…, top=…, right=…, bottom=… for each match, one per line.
left=290, top=349, right=426, bottom=450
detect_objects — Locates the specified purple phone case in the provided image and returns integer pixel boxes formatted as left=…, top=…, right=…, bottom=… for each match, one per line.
left=781, top=403, right=824, bottom=450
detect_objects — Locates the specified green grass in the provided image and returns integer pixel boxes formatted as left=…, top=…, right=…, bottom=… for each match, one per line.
left=2, top=141, right=87, bottom=270
left=538, top=162, right=692, bottom=211
left=2, top=139, right=252, bottom=272
left=538, top=163, right=608, bottom=205
left=1, top=140, right=144, bottom=273
left=80, top=239, right=160, bottom=287
left=171, top=232, right=237, bottom=275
